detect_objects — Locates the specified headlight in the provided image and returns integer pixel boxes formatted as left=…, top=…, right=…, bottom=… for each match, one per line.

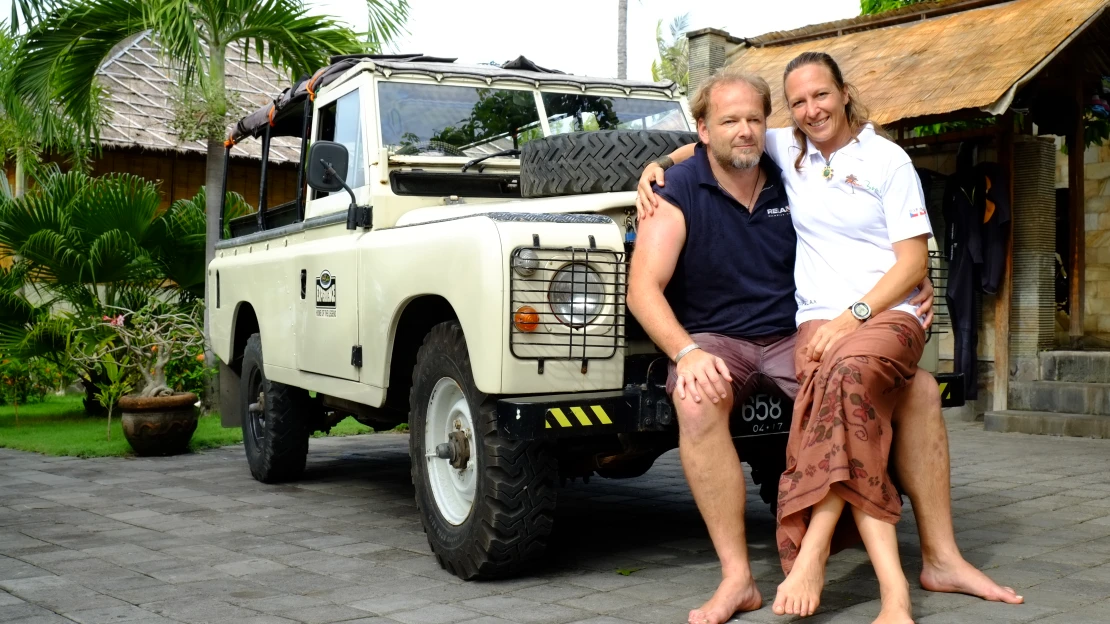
left=549, top=263, right=604, bottom=327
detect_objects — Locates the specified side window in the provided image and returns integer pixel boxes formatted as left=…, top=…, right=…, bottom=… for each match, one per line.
left=316, top=89, right=366, bottom=196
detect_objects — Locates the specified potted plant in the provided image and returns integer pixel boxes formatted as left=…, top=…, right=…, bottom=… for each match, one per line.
left=75, top=302, right=207, bottom=455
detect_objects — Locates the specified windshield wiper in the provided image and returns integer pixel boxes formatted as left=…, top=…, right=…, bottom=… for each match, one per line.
left=461, top=149, right=520, bottom=173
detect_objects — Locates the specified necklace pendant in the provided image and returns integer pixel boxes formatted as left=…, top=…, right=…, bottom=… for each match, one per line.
left=822, top=165, right=834, bottom=181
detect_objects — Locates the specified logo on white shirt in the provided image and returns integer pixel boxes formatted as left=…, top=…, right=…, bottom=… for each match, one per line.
left=910, top=207, right=927, bottom=218
left=845, top=174, right=880, bottom=195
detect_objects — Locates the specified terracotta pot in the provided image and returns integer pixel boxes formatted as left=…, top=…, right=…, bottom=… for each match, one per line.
left=118, top=392, right=199, bottom=456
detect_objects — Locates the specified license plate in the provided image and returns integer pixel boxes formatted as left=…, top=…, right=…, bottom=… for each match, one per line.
left=733, top=393, right=791, bottom=438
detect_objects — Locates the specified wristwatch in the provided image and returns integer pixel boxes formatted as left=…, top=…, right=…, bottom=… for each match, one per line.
left=653, top=155, right=674, bottom=171
left=849, top=301, right=872, bottom=322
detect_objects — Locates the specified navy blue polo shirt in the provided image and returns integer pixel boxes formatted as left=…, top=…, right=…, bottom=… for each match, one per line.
left=655, top=143, right=797, bottom=338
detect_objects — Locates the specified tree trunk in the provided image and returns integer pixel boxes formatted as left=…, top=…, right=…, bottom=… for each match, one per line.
left=14, top=155, right=24, bottom=197
left=203, top=137, right=223, bottom=411
left=202, top=46, right=228, bottom=413
left=617, top=0, right=628, bottom=79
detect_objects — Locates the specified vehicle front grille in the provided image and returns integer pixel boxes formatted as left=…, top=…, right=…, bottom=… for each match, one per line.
left=508, top=246, right=627, bottom=371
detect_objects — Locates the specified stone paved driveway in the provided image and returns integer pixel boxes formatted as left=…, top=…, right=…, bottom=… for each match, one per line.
left=3, top=422, right=1110, bottom=624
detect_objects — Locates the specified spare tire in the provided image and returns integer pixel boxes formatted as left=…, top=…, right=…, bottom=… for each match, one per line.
left=520, top=130, right=697, bottom=198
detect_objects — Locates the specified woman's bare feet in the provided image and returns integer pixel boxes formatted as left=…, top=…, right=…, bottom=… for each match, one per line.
left=687, top=575, right=763, bottom=624
left=772, top=550, right=827, bottom=617
left=872, top=582, right=914, bottom=624
left=920, top=557, right=1024, bottom=604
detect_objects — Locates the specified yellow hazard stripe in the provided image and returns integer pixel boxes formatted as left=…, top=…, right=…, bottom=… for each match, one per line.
left=591, top=405, right=612, bottom=424
left=570, top=406, right=593, bottom=426
left=548, top=408, right=573, bottom=428
left=938, top=382, right=949, bottom=397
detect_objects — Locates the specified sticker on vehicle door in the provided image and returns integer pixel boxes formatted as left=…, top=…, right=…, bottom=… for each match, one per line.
left=316, top=270, right=337, bottom=318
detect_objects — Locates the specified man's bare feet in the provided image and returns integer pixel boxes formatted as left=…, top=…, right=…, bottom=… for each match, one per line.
left=687, top=575, right=762, bottom=624
left=920, top=557, right=1024, bottom=604
left=772, top=554, right=826, bottom=617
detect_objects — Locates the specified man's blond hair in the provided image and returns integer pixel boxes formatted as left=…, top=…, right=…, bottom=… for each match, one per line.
left=689, top=67, right=772, bottom=123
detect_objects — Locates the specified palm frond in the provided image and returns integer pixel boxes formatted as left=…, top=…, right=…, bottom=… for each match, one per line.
left=362, top=0, right=409, bottom=52
left=71, top=172, right=162, bottom=241
left=226, top=0, right=363, bottom=79
left=13, top=0, right=146, bottom=137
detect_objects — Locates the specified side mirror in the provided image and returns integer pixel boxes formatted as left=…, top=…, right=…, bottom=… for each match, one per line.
left=306, top=141, right=350, bottom=193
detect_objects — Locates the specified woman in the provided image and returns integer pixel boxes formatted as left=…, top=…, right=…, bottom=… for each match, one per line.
left=639, top=52, right=928, bottom=624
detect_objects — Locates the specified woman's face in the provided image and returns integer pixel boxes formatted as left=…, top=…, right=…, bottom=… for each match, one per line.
left=784, top=63, right=851, bottom=148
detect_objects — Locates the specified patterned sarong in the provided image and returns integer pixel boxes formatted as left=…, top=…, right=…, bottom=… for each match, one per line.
left=776, top=310, right=925, bottom=574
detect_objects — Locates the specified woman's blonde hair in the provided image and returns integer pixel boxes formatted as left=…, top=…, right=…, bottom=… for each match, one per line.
left=783, top=52, right=886, bottom=170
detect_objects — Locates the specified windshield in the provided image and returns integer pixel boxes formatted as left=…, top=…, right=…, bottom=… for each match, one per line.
left=541, top=93, right=688, bottom=133
left=379, top=82, right=542, bottom=157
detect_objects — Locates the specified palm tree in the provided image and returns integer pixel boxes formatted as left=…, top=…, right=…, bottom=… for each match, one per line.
left=0, top=168, right=251, bottom=411
left=651, top=13, right=689, bottom=93
left=11, top=0, right=409, bottom=352
left=0, top=21, right=89, bottom=196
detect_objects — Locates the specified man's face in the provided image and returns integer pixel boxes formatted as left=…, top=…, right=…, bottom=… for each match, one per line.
left=696, top=82, right=766, bottom=171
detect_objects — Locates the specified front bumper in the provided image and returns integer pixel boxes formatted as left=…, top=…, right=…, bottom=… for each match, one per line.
left=496, top=390, right=641, bottom=440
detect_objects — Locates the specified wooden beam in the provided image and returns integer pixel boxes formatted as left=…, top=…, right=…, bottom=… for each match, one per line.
left=993, top=111, right=1014, bottom=412
left=1069, top=73, right=1087, bottom=340
left=896, top=126, right=1001, bottom=149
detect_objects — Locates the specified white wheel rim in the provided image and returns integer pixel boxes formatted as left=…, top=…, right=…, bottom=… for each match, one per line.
left=424, top=377, right=477, bottom=525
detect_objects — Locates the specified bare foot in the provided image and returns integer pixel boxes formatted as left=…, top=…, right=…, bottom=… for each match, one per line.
left=687, top=575, right=762, bottom=624
left=873, top=586, right=914, bottom=624
left=873, top=606, right=914, bottom=624
left=920, top=557, right=1024, bottom=604
left=772, top=554, right=826, bottom=617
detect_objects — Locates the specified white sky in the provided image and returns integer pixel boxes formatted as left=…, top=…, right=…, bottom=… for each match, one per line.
left=2, top=0, right=863, bottom=80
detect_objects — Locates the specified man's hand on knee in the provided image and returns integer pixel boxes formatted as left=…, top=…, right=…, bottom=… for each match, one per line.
left=675, top=350, right=733, bottom=404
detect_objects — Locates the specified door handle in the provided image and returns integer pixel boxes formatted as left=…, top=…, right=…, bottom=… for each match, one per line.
left=300, top=269, right=307, bottom=299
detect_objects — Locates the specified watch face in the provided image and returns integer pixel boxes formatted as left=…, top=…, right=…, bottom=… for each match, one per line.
left=852, top=302, right=871, bottom=319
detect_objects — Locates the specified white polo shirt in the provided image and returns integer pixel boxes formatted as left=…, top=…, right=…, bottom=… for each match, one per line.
left=764, top=125, right=933, bottom=325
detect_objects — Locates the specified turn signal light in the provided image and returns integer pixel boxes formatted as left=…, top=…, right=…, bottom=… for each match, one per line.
left=514, top=306, right=540, bottom=332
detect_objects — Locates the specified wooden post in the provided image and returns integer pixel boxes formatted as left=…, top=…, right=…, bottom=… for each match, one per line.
left=993, top=111, right=1015, bottom=412
left=1069, top=73, right=1086, bottom=341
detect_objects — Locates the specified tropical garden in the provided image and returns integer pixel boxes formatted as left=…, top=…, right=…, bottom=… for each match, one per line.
left=0, top=0, right=408, bottom=456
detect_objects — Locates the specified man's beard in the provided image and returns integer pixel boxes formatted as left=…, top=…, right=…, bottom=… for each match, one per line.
left=710, top=140, right=760, bottom=170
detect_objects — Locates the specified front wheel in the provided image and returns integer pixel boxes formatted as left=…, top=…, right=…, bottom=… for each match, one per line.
left=409, top=321, right=557, bottom=579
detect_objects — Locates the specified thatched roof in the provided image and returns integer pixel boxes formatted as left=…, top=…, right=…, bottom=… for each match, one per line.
left=728, top=0, right=1110, bottom=127
left=97, top=32, right=298, bottom=162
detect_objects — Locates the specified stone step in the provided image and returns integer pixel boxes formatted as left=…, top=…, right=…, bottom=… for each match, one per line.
left=984, top=410, right=1110, bottom=438
left=1009, top=380, right=1110, bottom=416
left=1039, top=350, right=1110, bottom=384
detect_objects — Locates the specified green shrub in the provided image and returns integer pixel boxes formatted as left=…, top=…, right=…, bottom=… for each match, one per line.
left=0, top=356, right=64, bottom=406
left=163, top=342, right=215, bottom=397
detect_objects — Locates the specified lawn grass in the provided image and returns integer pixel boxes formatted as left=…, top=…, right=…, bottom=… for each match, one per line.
left=0, top=394, right=378, bottom=458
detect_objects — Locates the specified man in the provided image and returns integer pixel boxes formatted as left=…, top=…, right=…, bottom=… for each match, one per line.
left=627, top=69, right=1021, bottom=624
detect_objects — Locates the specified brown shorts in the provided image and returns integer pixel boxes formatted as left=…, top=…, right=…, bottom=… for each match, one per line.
left=666, top=332, right=799, bottom=403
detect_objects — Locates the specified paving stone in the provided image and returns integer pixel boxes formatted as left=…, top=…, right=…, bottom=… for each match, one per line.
left=214, top=558, right=289, bottom=576
left=62, top=604, right=162, bottom=624
left=283, top=604, right=380, bottom=624
left=388, top=604, right=481, bottom=624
